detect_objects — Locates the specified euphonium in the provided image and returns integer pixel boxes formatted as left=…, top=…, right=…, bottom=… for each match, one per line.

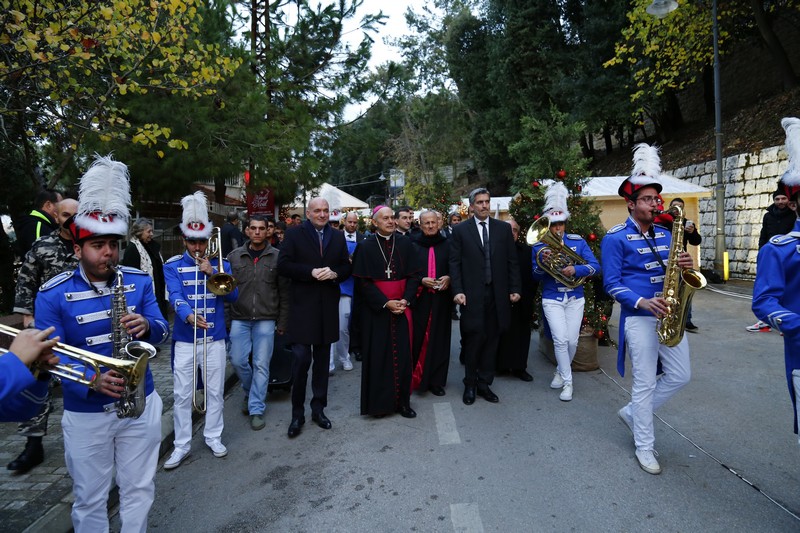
left=656, top=205, right=707, bottom=346
left=110, top=265, right=156, bottom=418
left=525, top=215, right=588, bottom=289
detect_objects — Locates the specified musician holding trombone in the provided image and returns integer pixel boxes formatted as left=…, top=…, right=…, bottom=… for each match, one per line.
left=34, top=156, right=169, bottom=532
left=530, top=182, right=599, bottom=402
left=163, top=191, right=239, bottom=470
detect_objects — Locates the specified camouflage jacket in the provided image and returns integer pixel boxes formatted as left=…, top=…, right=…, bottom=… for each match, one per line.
left=13, top=230, right=78, bottom=316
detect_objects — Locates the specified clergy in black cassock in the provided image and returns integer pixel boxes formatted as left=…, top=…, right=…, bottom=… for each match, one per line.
left=353, top=206, right=421, bottom=418
left=411, top=211, right=452, bottom=396
left=496, top=219, right=538, bottom=381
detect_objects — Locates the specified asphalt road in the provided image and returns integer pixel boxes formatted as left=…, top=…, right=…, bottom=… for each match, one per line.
left=133, top=288, right=800, bottom=532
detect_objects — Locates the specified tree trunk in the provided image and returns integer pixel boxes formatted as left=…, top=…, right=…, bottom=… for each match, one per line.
left=214, top=175, right=227, bottom=204
left=603, top=124, right=613, bottom=155
left=749, top=0, right=798, bottom=90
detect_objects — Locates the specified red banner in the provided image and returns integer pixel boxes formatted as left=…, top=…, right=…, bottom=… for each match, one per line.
left=247, top=188, right=275, bottom=216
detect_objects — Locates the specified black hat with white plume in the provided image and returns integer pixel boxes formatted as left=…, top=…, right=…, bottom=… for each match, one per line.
left=67, top=154, right=131, bottom=242
left=618, top=143, right=664, bottom=200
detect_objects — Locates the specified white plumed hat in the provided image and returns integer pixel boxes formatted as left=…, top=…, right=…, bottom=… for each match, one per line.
left=542, top=182, right=570, bottom=223
left=778, top=117, right=800, bottom=201
left=180, top=191, right=213, bottom=240
left=68, top=154, right=131, bottom=242
left=618, top=143, right=664, bottom=199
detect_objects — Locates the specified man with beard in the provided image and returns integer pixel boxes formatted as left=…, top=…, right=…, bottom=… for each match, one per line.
left=353, top=206, right=420, bottom=417
left=410, top=210, right=452, bottom=396
left=9, top=197, right=78, bottom=475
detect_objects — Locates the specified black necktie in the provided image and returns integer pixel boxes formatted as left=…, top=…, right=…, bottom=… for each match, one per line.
left=480, top=221, right=491, bottom=284
left=318, top=229, right=324, bottom=255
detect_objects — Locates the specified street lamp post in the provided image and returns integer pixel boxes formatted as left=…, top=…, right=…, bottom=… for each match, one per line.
left=648, top=0, right=727, bottom=280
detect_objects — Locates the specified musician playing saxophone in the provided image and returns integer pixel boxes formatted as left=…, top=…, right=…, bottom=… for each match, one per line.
left=531, top=183, right=599, bottom=402
left=34, top=155, right=169, bottom=532
left=601, top=144, right=695, bottom=476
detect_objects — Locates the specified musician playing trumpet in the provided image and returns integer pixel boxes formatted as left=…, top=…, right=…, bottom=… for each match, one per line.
left=0, top=327, right=59, bottom=422
left=531, top=182, right=599, bottom=402
left=163, top=191, right=238, bottom=470
left=34, top=155, right=169, bottom=532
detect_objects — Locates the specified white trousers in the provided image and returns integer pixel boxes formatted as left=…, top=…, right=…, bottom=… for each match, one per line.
left=330, top=295, right=352, bottom=368
left=62, top=392, right=163, bottom=533
left=621, top=315, right=691, bottom=451
left=173, top=339, right=226, bottom=451
left=542, top=296, right=585, bottom=384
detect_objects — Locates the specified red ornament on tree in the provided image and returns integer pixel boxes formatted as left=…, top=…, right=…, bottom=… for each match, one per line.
left=557, top=169, right=567, bottom=179
left=531, top=181, right=540, bottom=188
left=533, top=215, right=540, bottom=221
left=595, top=330, right=605, bottom=340
left=588, top=233, right=597, bottom=242
left=576, top=185, right=582, bottom=192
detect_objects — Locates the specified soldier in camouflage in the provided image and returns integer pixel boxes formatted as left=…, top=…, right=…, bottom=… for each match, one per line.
left=8, top=198, right=78, bottom=475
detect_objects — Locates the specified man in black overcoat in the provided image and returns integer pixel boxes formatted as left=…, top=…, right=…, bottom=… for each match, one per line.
left=278, top=198, right=352, bottom=438
left=449, top=188, right=521, bottom=405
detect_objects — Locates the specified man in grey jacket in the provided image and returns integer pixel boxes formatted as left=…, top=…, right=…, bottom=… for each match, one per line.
left=227, top=215, right=290, bottom=430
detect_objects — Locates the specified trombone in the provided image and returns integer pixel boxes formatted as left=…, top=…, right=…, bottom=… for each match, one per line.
left=0, top=323, right=149, bottom=395
left=192, top=226, right=237, bottom=413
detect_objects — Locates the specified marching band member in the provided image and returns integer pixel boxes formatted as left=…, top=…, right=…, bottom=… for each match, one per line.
left=163, top=191, right=238, bottom=469
left=601, top=144, right=695, bottom=475
left=0, top=327, right=59, bottom=423
left=34, top=155, right=169, bottom=532
left=531, top=182, right=599, bottom=402
left=753, top=117, right=800, bottom=445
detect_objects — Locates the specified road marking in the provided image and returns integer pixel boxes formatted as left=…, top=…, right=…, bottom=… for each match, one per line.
left=434, top=402, right=461, bottom=445
left=450, top=503, right=484, bottom=532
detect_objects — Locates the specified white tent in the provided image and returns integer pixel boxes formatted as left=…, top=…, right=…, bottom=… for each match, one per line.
left=289, top=182, right=369, bottom=213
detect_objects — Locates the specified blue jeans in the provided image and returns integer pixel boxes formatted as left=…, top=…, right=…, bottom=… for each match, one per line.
left=230, top=320, right=275, bottom=416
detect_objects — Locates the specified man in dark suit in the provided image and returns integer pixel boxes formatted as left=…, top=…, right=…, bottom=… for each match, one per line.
left=278, top=198, right=352, bottom=438
left=341, top=211, right=365, bottom=243
left=449, top=188, right=521, bottom=405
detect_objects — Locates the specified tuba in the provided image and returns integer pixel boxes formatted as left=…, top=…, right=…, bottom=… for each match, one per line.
left=110, top=265, right=156, bottom=418
left=526, top=216, right=589, bottom=289
left=656, top=205, right=707, bottom=346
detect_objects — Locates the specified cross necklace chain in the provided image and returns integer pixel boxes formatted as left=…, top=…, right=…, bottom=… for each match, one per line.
left=377, top=235, right=395, bottom=278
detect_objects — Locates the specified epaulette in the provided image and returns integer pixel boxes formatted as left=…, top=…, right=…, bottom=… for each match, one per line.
left=564, top=233, right=582, bottom=240
left=769, top=234, right=800, bottom=246
left=165, top=255, right=182, bottom=264
left=39, top=271, right=73, bottom=291
left=607, top=223, right=625, bottom=234
left=119, top=265, right=146, bottom=275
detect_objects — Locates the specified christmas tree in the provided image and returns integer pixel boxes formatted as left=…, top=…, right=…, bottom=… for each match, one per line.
left=507, top=106, right=612, bottom=343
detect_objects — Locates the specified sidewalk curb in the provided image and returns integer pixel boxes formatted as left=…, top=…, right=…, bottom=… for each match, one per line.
left=23, top=367, right=240, bottom=533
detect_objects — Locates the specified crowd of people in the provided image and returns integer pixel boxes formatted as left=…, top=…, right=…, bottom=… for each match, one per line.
left=3, top=117, right=800, bottom=531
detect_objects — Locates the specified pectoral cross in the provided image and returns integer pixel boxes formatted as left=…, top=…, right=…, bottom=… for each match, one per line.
left=385, top=265, right=392, bottom=278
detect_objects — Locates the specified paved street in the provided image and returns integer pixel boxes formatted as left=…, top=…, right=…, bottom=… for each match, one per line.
left=3, top=282, right=800, bottom=532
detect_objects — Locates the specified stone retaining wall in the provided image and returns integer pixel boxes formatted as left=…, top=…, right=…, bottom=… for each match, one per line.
left=669, top=144, right=789, bottom=279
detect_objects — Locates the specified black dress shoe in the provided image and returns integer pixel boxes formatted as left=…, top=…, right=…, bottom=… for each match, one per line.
left=7, top=439, right=44, bottom=474
left=311, top=412, right=332, bottom=429
left=428, top=385, right=446, bottom=396
left=397, top=406, right=417, bottom=418
left=287, top=417, right=305, bottom=438
left=477, top=387, right=499, bottom=403
left=512, top=369, right=534, bottom=382
left=463, top=386, right=476, bottom=405
left=353, top=351, right=362, bottom=362
left=685, top=322, right=698, bottom=331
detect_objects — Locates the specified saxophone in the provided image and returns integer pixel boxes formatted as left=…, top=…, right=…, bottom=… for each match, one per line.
left=656, top=205, right=708, bottom=346
left=110, top=264, right=156, bottom=418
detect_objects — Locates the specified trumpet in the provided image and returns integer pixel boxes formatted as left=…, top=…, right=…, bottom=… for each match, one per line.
left=0, top=323, right=149, bottom=397
left=526, top=215, right=589, bottom=289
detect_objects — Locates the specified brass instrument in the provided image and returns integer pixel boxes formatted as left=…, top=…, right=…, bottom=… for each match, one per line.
left=0, top=323, right=150, bottom=401
left=206, top=226, right=237, bottom=296
left=192, top=251, right=208, bottom=414
left=111, top=265, right=156, bottom=418
left=656, top=205, right=707, bottom=346
left=526, top=216, right=589, bottom=289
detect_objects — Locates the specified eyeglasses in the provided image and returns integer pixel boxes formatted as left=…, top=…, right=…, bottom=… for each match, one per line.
left=636, top=196, right=659, bottom=205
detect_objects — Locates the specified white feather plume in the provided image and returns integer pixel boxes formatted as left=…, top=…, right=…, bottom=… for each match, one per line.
left=629, top=143, right=662, bottom=185
left=543, top=182, right=570, bottom=222
left=180, top=191, right=213, bottom=239
left=781, top=117, right=800, bottom=186
left=74, top=154, right=131, bottom=236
